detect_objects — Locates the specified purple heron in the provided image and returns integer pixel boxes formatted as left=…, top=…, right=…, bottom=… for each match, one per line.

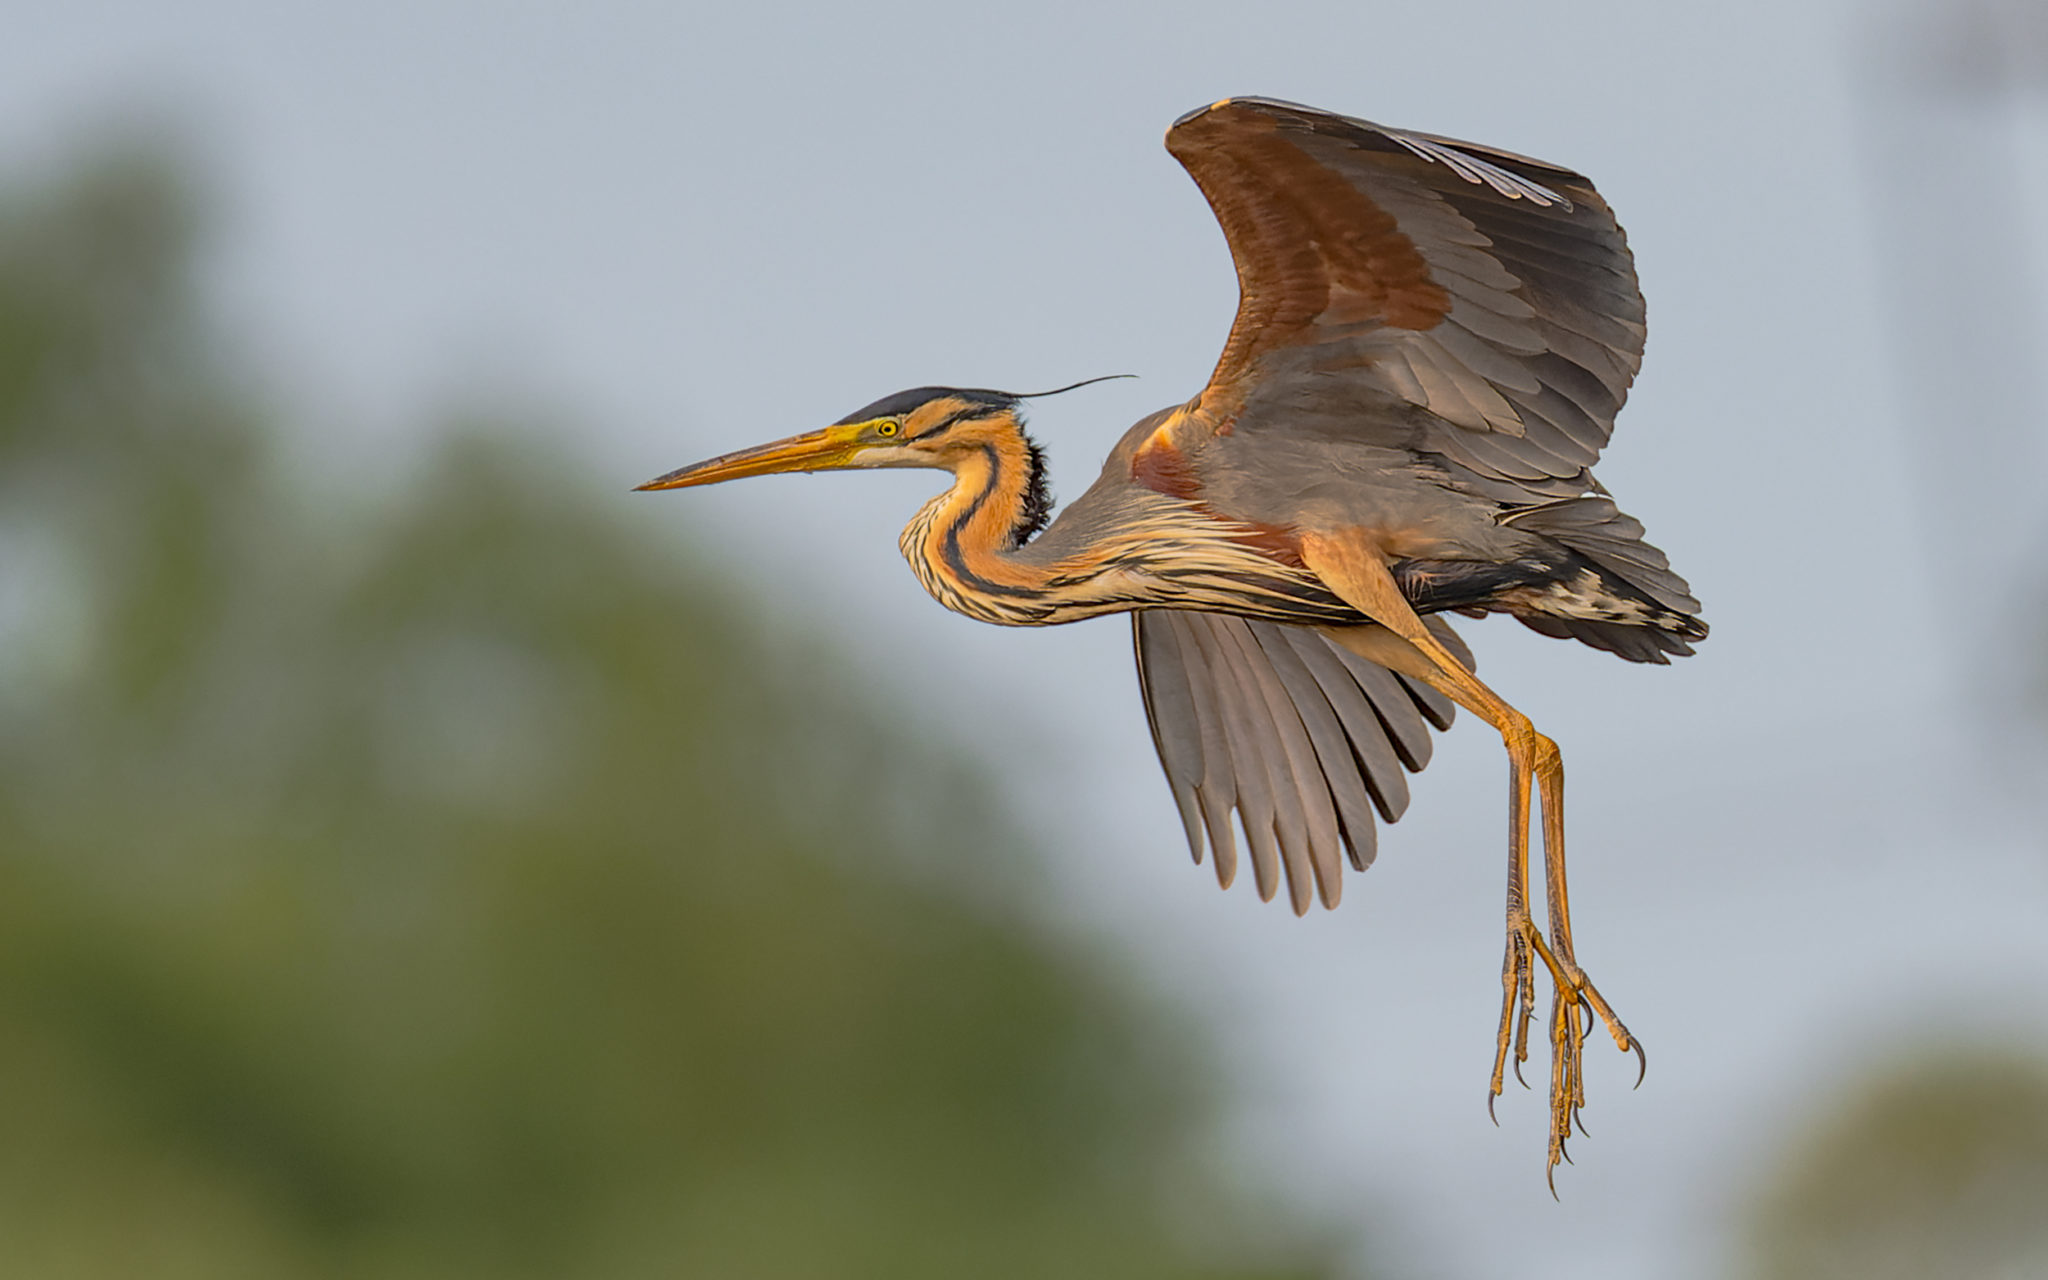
left=640, top=98, right=1704, bottom=1183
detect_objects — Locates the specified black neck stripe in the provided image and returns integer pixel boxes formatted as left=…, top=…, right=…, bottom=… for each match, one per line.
left=908, top=404, right=991, bottom=442
left=938, top=443, right=1037, bottom=599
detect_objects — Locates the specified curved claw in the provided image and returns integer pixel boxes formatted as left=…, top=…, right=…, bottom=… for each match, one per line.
left=1629, top=1037, right=1648, bottom=1089
left=1546, top=1164, right=1560, bottom=1201
left=1574, top=1109, right=1591, bottom=1139
left=1512, top=1058, right=1529, bottom=1089
left=1487, top=1091, right=1500, bottom=1126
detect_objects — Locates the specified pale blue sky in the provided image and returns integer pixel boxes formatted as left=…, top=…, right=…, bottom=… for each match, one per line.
left=8, top=1, right=2047, bottom=1275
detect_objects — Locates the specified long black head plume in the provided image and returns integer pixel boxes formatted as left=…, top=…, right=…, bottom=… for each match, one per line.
left=834, top=375, right=1135, bottom=425
left=1012, top=373, right=1137, bottom=399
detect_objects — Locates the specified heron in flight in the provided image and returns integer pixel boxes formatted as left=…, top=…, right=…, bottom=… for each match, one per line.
left=640, top=98, right=1704, bottom=1182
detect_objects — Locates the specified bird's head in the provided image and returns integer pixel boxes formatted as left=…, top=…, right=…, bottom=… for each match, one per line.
left=635, top=387, right=1027, bottom=492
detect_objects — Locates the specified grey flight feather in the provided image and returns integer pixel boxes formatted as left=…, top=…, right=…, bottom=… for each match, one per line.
left=1218, top=618, right=1339, bottom=912
left=1132, top=611, right=1468, bottom=914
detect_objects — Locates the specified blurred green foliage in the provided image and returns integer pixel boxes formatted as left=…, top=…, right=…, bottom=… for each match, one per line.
left=0, top=141, right=1340, bottom=1278
left=1745, top=1053, right=2048, bottom=1280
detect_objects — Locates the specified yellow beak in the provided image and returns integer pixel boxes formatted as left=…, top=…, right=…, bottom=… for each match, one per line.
left=635, top=426, right=864, bottom=491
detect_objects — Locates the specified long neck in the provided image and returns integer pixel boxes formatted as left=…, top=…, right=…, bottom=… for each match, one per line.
left=896, top=417, right=1364, bottom=631
left=898, top=423, right=1065, bottom=626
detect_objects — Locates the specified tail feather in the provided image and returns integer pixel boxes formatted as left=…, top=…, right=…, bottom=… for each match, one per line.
left=1515, top=610, right=1699, bottom=664
left=1499, top=496, right=1707, bottom=664
left=1504, top=496, right=1701, bottom=615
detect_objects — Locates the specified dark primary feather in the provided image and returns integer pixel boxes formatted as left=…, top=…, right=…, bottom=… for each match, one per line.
left=1133, top=611, right=1472, bottom=915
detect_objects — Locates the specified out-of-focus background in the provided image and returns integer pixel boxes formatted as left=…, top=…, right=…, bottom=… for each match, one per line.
left=3, top=0, right=2046, bottom=1276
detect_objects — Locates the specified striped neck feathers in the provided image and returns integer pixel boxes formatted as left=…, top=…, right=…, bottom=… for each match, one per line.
left=898, top=413, right=1060, bottom=620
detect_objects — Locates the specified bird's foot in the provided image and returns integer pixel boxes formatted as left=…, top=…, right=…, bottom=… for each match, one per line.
left=1487, top=915, right=1540, bottom=1119
left=1488, top=919, right=1642, bottom=1194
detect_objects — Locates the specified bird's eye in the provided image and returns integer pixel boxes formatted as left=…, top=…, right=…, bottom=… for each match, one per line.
left=875, top=420, right=900, bottom=437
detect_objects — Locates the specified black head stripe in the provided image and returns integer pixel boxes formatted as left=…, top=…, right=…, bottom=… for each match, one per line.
left=834, top=385, right=1019, bottom=426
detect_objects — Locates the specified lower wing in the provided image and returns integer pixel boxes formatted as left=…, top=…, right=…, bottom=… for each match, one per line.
left=1132, top=611, right=1470, bottom=914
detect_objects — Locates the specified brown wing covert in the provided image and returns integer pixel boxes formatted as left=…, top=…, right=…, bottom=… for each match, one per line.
left=1165, top=98, right=1647, bottom=491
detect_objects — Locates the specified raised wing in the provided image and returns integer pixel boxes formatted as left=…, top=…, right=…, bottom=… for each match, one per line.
left=1165, top=97, right=1645, bottom=488
left=1132, top=610, right=1470, bottom=914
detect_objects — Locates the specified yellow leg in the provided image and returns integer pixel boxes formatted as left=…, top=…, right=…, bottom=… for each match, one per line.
left=1302, top=532, right=1638, bottom=1189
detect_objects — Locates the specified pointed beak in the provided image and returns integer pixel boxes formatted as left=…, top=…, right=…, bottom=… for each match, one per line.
left=634, top=426, right=864, bottom=492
